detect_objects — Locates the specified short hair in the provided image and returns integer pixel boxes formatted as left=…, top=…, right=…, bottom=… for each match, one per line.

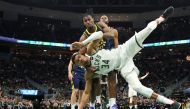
left=83, top=14, right=93, bottom=18
left=100, top=14, right=109, bottom=24
left=82, top=14, right=94, bottom=23
left=71, top=52, right=79, bottom=64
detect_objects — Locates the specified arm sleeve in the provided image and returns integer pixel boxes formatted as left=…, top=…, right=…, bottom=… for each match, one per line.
left=82, top=31, right=103, bottom=45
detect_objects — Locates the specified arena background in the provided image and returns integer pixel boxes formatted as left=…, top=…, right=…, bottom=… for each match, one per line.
left=0, top=0, right=190, bottom=109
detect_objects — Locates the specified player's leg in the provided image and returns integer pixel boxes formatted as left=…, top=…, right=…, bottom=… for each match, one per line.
left=108, top=71, right=117, bottom=109
left=90, top=86, right=96, bottom=109
left=89, top=78, right=101, bottom=109
left=121, top=69, right=181, bottom=108
left=94, top=78, right=102, bottom=108
left=78, top=79, right=85, bottom=104
left=128, top=86, right=133, bottom=109
left=121, top=6, right=174, bottom=58
left=128, top=85, right=137, bottom=109
left=133, top=96, right=138, bottom=109
left=71, top=89, right=77, bottom=109
left=71, top=80, right=78, bottom=109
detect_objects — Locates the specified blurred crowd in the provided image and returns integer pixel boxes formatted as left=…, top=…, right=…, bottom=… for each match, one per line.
left=0, top=15, right=190, bottom=44
left=0, top=11, right=190, bottom=109
left=0, top=45, right=189, bottom=108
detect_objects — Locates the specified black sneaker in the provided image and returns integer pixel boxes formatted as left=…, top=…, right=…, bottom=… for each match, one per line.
left=169, top=102, right=181, bottom=109
left=162, top=6, right=174, bottom=19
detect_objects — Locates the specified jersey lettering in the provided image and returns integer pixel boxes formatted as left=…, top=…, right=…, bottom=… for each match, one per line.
left=102, top=60, right=110, bottom=64
left=101, top=65, right=109, bottom=69
left=101, top=60, right=110, bottom=69
left=95, top=66, right=100, bottom=71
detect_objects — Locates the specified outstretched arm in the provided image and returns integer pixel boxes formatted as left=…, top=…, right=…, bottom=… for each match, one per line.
left=78, top=34, right=87, bottom=55
left=139, top=72, right=149, bottom=80
left=70, top=31, right=115, bottom=50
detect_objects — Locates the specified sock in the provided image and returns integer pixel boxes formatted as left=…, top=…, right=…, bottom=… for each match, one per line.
left=129, top=97, right=133, bottom=104
left=71, top=104, right=76, bottom=109
left=129, top=105, right=133, bottom=109
left=96, top=95, right=101, bottom=104
left=109, top=98, right=116, bottom=107
left=156, top=95, right=174, bottom=105
left=89, top=102, right=95, bottom=108
left=129, top=97, right=133, bottom=109
left=134, top=105, right=138, bottom=108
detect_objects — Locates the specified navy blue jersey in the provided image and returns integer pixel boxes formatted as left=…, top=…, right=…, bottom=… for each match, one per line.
left=104, top=37, right=115, bottom=50
left=104, top=27, right=115, bottom=49
left=72, top=64, right=85, bottom=79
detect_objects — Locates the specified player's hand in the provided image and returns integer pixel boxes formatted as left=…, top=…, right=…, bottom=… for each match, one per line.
left=70, top=42, right=84, bottom=50
left=68, top=73, right=73, bottom=81
left=86, top=66, right=97, bottom=72
left=186, top=55, right=190, bottom=61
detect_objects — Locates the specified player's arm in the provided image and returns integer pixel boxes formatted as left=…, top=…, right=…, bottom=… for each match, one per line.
left=79, top=71, right=94, bottom=109
left=68, top=60, right=73, bottom=81
left=113, top=29, right=119, bottom=48
left=139, top=72, right=149, bottom=80
left=97, top=21, right=115, bottom=38
left=97, top=21, right=110, bottom=32
left=70, top=31, right=114, bottom=50
left=78, top=34, right=87, bottom=54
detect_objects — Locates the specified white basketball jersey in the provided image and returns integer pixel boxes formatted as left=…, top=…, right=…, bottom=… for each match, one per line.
left=89, top=49, right=119, bottom=75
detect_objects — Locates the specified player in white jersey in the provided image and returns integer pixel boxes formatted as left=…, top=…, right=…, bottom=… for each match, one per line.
left=71, top=6, right=181, bottom=109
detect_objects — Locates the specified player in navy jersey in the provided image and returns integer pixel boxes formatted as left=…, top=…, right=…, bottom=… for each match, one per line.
left=78, top=14, right=116, bottom=109
left=68, top=55, right=86, bottom=109
left=99, top=15, right=119, bottom=109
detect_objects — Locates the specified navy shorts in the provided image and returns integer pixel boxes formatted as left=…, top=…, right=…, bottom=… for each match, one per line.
left=73, top=76, right=85, bottom=90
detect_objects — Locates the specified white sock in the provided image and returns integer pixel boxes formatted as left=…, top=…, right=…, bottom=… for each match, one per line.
left=157, top=95, right=174, bottom=105
left=89, top=102, right=95, bottom=108
left=129, top=105, right=133, bottom=109
left=96, top=95, right=101, bottom=104
left=71, top=104, right=76, bottom=109
left=129, top=97, right=133, bottom=103
left=109, top=98, right=116, bottom=107
left=134, top=105, right=138, bottom=108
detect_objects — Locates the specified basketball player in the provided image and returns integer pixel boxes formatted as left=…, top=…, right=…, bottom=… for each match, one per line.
left=99, top=15, right=119, bottom=109
left=71, top=6, right=181, bottom=109
left=68, top=56, right=86, bottom=109
left=79, top=14, right=114, bottom=55
left=128, top=72, right=149, bottom=109
left=79, top=14, right=116, bottom=109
